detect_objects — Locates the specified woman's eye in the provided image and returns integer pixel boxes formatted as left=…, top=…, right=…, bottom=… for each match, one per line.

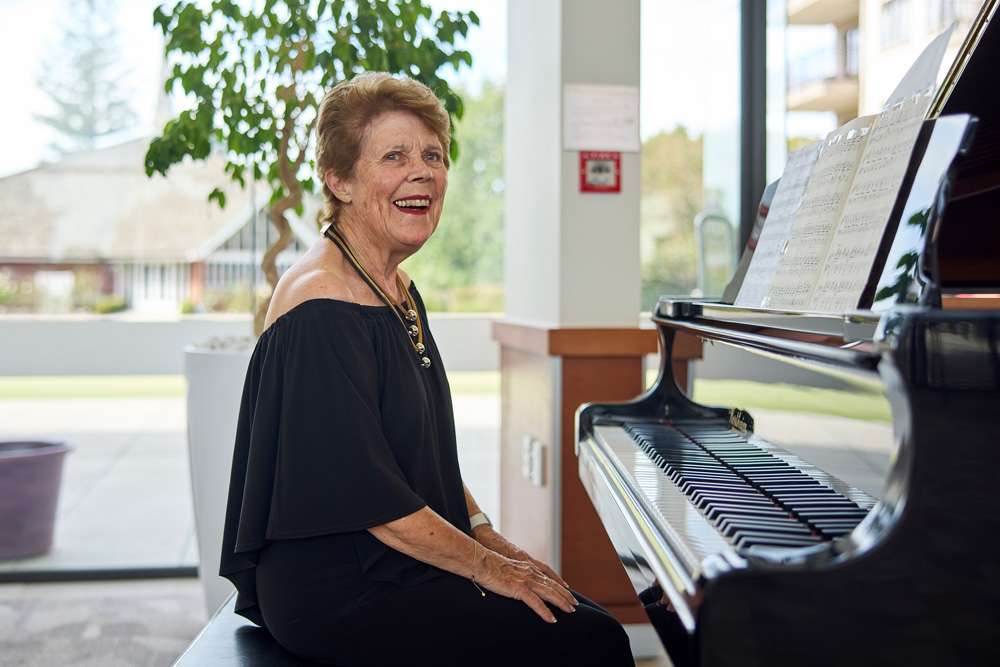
left=384, top=151, right=401, bottom=161
left=424, top=152, right=441, bottom=162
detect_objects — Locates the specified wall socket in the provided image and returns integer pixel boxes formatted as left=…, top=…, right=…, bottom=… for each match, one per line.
left=520, top=434, right=546, bottom=487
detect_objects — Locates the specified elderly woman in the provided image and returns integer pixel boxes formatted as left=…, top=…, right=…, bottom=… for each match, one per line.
left=219, top=72, right=633, bottom=666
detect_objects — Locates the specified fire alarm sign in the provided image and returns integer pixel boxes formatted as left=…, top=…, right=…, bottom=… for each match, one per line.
left=579, top=151, right=621, bottom=193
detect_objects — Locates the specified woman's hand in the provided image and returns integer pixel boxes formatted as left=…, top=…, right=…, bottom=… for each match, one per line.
left=474, top=546, right=579, bottom=624
left=472, top=525, right=570, bottom=590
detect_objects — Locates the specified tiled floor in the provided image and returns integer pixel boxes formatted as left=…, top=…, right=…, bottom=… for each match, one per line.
left=0, top=578, right=206, bottom=666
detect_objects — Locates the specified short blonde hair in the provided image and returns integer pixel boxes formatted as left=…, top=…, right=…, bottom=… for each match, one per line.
left=315, top=72, right=451, bottom=226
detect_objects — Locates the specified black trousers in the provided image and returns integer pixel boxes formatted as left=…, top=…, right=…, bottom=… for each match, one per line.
left=257, top=565, right=635, bottom=666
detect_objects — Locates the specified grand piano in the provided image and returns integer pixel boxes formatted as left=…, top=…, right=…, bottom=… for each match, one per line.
left=575, top=5, right=1000, bottom=666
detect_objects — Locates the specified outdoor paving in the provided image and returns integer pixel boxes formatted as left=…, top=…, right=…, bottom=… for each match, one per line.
left=0, top=391, right=500, bottom=575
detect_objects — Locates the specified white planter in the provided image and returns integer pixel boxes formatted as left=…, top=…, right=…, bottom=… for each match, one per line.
left=184, top=336, right=254, bottom=618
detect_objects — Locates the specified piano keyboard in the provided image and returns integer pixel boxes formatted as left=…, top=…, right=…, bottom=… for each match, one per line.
left=624, top=421, right=873, bottom=553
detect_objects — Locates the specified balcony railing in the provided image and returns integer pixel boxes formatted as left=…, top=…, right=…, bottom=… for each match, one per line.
left=788, top=27, right=859, bottom=90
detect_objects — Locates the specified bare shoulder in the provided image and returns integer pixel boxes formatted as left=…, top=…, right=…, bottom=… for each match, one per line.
left=264, top=269, right=355, bottom=330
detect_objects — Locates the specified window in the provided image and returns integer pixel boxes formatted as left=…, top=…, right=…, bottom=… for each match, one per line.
left=930, top=0, right=957, bottom=31
left=881, top=0, right=911, bottom=49
left=845, top=27, right=860, bottom=77
left=640, top=0, right=744, bottom=304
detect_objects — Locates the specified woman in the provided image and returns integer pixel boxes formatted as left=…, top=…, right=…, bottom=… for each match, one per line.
left=219, top=72, right=634, bottom=666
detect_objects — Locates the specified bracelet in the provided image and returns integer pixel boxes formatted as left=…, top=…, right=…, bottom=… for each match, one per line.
left=469, top=511, right=492, bottom=530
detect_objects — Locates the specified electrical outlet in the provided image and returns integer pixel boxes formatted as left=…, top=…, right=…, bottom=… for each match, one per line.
left=521, top=434, right=533, bottom=480
left=520, top=435, right=546, bottom=486
left=529, top=439, right=546, bottom=486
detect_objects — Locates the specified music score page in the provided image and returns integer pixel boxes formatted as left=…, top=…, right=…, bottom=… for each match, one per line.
left=766, top=115, right=876, bottom=310
left=810, top=92, right=933, bottom=312
left=735, top=142, right=822, bottom=308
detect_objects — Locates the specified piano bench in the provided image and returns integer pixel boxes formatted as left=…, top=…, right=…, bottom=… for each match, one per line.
left=173, top=592, right=329, bottom=666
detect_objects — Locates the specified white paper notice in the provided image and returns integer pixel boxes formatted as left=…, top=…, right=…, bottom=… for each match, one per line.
left=767, top=115, right=876, bottom=310
left=735, top=142, right=823, bottom=308
left=563, top=84, right=640, bottom=152
left=810, top=91, right=933, bottom=312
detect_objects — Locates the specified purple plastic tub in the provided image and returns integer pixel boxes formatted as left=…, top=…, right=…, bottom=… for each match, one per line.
left=0, top=441, right=71, bottom=560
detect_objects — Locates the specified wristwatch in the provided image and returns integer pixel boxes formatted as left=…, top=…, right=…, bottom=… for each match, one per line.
left=469, top=511, right=492, bottom=530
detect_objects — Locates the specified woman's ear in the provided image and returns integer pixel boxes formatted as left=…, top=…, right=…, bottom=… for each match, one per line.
left=323, top=170, right=352, bottom=204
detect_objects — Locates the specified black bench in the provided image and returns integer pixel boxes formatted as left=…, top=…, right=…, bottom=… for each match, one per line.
left=173, top=592, right=327, bottom=665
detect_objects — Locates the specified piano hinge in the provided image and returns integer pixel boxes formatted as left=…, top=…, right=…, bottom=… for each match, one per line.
left=729, top=408, right=754, bottom=434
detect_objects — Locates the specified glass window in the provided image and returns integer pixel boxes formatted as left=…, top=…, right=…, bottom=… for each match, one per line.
left=769, top=0, right=987, bottom=177
left=640, top=0, right=743, bottom=306
left=881, top=0, right=912, bottom=49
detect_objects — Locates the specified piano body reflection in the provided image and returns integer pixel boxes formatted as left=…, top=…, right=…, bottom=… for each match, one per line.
left=576, top=6, right=1000, bottom=666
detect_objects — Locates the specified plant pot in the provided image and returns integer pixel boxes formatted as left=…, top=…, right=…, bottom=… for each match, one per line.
left=184, top=335, right=254, bottom=617
left=0, top=440, right=72, bottom=560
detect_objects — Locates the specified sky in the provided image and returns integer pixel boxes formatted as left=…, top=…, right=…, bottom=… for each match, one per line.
left=0, top=0, right=828, bottom=179
left=0, top=0, right=506, bottom=178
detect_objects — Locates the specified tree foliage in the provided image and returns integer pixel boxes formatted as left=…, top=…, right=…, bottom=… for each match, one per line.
left=640, top=126, right=704, bottom=308
left=34, top=0, right=138, bottom=156
left=144, top=0, right=478, bottom=333
left=403, top=81, right=503, bottom=311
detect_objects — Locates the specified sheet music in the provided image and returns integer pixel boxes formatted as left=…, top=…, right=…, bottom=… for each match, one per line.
left=810, top=92, right=933, bottom=312
left=735, top=142, right=822, bottom=308
left=766, top=116, right=876, bottom=310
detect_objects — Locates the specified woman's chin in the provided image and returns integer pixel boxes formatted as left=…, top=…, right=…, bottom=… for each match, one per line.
left=392, top=219, right=437, bottom=249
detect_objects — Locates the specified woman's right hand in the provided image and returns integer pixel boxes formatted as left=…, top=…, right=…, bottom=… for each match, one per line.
left=475, top=550, right=579, bottom=623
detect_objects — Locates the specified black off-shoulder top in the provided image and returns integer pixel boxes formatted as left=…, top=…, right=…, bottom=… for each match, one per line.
left=218, top=280, right=471, bottom=627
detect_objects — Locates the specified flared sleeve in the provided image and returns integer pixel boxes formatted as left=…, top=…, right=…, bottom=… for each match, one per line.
left=218, top=301, right=427, bottom=625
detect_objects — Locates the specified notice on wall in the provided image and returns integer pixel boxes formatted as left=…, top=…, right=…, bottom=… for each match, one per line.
left=563, top=84, right=640, bottom=153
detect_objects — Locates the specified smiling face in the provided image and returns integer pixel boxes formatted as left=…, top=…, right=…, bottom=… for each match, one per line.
left=325, top=110, right=448, bottom=255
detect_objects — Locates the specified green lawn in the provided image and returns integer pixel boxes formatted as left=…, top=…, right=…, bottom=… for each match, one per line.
left=691, top=379, right=891, bottom=423
left=0, top=371, right=502, bottom=400
left=0, top=375, right=187, bottom=399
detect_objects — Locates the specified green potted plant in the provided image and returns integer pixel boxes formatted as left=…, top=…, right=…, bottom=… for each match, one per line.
left=145, top=0, right=476, bottom=616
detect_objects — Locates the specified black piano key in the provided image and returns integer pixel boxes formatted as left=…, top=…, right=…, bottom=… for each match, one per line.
left=716, top=514, right=806, bottom=528
left=699, top=499, right=782, bottom=513
left=707, top=506, right=791, bottom=521
left=626, top=421, right=873, bottom=551
left=690, top=491, right=769, bottom=505
left=733, top=532, right=823, bottom=549
left=735, top=534, right=824, bottom=549
left=721, top=521, right=815, bottom=538
left=690, top=490, right=770, bottom=503
left=809, top=519, right=866, bottom=530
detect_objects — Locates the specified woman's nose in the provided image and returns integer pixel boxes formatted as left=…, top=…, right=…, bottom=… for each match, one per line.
left=408, top=166, right=432, bottom=183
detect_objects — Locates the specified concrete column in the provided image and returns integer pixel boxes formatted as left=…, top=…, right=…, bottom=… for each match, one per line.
left=499, top=2, right=667, bottom=657
left=505, top=0, right=641, bottom=326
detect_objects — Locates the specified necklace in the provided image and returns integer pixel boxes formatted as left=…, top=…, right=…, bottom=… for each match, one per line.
left=321, top=222, right=431, bottom=369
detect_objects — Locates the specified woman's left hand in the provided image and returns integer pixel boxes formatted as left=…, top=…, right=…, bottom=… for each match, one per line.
left=472, top=525, right=570, bottom=590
